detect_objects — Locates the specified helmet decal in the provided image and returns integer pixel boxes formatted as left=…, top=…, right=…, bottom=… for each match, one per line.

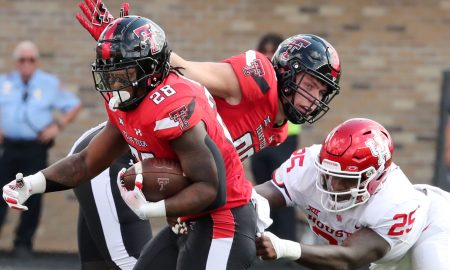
left=281, top=37, right=311, bottom=60
left=133, top=23, right=164, bottom=55
left=365, top=131, right=391, bottom=167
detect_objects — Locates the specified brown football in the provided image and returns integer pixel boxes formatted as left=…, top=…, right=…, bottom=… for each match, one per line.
left=121, top=158, right=190, bottom=202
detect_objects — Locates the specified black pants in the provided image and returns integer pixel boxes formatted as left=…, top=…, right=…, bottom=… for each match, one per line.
left=250, top=135, right=298, bottom=241
left=0, top=139, right=48, bottom=249
left=135, top=203, right=257, bottom=270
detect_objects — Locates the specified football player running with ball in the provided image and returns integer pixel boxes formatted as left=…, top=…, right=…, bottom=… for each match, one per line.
left=255, top=118, right=450, bottom=270
left=3, top=16, right=256, bottom=270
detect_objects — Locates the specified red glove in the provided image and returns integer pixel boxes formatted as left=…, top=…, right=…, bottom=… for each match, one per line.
left=76, top=0, right=129, bottom=41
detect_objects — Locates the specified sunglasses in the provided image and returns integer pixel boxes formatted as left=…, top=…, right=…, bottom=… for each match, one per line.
left=18, top=57, right=36, bottom=64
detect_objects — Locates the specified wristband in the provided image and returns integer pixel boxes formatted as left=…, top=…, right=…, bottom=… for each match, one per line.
left=140, top=200, right=167, bottom=219
left=25, top=172, right=46, bottom=195
left=265, top=231, right=302, bottom=260
left=278, top=239, right=302, bottom=260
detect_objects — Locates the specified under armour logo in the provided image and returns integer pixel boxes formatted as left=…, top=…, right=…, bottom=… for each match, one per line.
left=263, top=116, right=271, bottom=127
left=134, top=128, right=142, bottom=136
left=118, top=117, right=124, bottom=126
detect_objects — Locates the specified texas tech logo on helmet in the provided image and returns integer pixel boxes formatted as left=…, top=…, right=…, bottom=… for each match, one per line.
left=133, top=23, right=163, bottom=55
left=281, top=37, right=311, bottom=60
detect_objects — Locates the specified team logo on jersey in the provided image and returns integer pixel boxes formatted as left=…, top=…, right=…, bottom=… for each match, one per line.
left=133, top=23, right=163, bottom=55
left=169, top=99, right=196, bottom=131
left=281, top=37, right=311, bottom=60
left=242, top=59, right=265, bottom=77
left=169, top=105, right=189, bottom=130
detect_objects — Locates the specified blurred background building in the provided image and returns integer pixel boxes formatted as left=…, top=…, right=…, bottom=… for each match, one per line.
left=0, top=0, right=449, bottom=262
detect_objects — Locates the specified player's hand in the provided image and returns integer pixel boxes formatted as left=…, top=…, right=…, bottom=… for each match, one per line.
left=2, top=173, right=32, bottom=211
left=117, top=168, right=166, bottom=219
left=38, top=123, right=60, bottom=144
left=169, top=217, right=188, bottom=235
left=76, top=0, right=130, bottom=41
left=256, top=232, right=278, bottom=260
left=256, top=232, right=302, bottom=261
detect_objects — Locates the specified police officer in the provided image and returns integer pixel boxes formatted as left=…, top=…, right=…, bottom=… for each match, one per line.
left=0, top=40, right=81, bottom=257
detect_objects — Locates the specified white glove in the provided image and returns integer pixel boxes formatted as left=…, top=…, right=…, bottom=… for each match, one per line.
left=117, top=168, right=166, bottom=219
left=260, top=231, right=302, bottom=260
left=2, top=172, right=46, bottom=211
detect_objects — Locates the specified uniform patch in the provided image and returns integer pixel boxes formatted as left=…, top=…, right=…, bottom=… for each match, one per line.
left=242, top=59, right=265, bottom=77
left=169, top=105, right=190, bottom=130
left=169, top=98, right=196, bottom=131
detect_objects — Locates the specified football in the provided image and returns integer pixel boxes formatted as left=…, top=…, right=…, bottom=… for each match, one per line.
left=121, top=158, right=190, bottom=202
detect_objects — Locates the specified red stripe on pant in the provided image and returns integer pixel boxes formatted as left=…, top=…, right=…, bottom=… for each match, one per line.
left=211, top=209, right=236, bottom=239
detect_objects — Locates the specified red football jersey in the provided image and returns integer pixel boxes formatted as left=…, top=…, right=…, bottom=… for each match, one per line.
left=106, top=73, right=252, bottom=219
left=218, top=50, right=288, bottom=161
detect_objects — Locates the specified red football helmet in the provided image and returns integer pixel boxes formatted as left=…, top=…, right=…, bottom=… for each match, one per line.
left=314, top=118, right=394, bottom=212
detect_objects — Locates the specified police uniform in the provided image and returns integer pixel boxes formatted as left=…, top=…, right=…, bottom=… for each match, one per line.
left=0, top=69, right=80, bottom=251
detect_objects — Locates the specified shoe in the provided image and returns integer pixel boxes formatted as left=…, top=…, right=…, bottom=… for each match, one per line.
left=13, top=245, right=33, bottom=259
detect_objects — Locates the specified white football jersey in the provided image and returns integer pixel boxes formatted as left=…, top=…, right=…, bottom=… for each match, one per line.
left=271, top=144, right=430, bottom=268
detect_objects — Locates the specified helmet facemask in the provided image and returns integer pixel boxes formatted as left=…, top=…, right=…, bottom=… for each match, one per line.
left=93, top=56, right=163, bottom=111
left=314, top=158, right=384, bottom=212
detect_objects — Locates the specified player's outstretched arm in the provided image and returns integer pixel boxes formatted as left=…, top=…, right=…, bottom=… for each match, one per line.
left=257, top=227, right=390, bottom=270
left=2, top=120, right=128, bottom=210
left=254, top=181, right=287, bottom=208
left=164, top=122, right=225, bottom=217
left=170, top=53, right=242, bottom=104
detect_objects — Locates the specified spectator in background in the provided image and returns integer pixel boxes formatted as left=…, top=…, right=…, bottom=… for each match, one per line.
left=250, top=33, right=301, bottom=242
left=0, top=41, right=81, bottom=257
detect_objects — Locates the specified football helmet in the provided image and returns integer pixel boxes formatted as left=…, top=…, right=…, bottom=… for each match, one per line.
left=314, top=118, right=394, bottom=212
left=92, top=16, right=170, bottom=111
left=272, top=34, right=341, bottom=124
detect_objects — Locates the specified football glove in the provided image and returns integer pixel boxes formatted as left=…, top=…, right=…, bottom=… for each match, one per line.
left=76, top=0, right=129, bottom=41
left=117, top=168, right=166, bottom=219
left=2, top=172, right=46, bottom=211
